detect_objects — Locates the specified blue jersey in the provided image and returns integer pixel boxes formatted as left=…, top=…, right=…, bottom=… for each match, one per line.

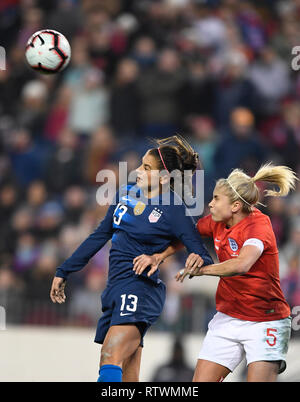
left=56, top=184, right=213, bottom=285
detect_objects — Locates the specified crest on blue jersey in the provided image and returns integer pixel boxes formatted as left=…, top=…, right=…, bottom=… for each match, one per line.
left=148, top=208, right=162, bottom=223
left=228, top=238, right=238, bottom=252
left=134, top=201, right=146, bottom=215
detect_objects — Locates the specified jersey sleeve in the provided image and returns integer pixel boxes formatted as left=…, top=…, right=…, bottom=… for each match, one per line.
left=55, top=195, right=118, bottom=280
left=240, top=218, right=273, bottom=252
left=196, top=214, right=214, bottom=237
left=242, top=238, right=264, bottom=255
left=169, top=205, right=213, bottom=266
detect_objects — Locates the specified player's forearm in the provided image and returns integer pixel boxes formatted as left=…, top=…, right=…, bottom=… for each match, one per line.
left=159, top=242, right=183, bottom=261
left=198, top=258, right=248, bottom=277
left=56, top=229, right=112, bottom=278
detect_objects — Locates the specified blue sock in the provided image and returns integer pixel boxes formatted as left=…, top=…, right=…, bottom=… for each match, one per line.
left=97, top=364, right=122, bottom=382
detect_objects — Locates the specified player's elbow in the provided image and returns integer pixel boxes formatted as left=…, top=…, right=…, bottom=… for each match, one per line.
left=235, top=258, right=252, bottom=275
left=235, top=266, right=249, bottom=275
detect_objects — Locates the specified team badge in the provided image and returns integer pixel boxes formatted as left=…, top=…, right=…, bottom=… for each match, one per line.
left=148, top=208, right=162, bottom=223
left=134, top=201, right=146, bottom=216
left=228, top=238, right=238, bottom=252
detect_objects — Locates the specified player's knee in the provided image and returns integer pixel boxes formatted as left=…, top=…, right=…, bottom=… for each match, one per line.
left=100, top=344, right=120, bottom=365
left=100, top=334, right=125, bottom=365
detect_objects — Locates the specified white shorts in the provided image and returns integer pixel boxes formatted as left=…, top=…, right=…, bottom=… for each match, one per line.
left=198, top=312, right=291, bottom=374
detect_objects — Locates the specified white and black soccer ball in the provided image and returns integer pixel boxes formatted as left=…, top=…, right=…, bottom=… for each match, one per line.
left=25, top=29, right=71, bottom=74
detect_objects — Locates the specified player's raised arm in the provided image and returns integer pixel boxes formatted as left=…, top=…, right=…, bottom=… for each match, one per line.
left=170, top=202, right=213, bottom=268
left=133, top=240, right=184, bottom=277
left=50, top=200, right=116, bottom=303
left=177, top=244, right=262, bottom=283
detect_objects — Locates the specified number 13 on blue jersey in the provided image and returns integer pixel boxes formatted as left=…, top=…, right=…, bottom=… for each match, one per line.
left=113, top=202, right=128, bottom=225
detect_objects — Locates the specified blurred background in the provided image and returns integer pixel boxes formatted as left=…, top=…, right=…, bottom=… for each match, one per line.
left=0, top=0, right=300, bottom=381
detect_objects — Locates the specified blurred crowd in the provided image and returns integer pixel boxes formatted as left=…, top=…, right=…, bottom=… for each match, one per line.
left=0, top=0, right=300, bottom=332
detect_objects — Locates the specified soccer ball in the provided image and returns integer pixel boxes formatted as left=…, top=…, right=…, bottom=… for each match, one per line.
left=25, top=29, right=71, bottom=74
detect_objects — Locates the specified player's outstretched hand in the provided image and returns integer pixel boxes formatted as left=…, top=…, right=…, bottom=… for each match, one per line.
left=175, top=267, right=190, bottom=282
left=175, top=253, right=204, bottom=283
left=133, top=254, right=162, bottom=277
left=50, top=276, right=67, bottom=304
left=185, top=252, right=204, bottom=273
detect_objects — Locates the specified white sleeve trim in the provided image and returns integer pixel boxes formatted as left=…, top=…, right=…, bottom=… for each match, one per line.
left=242, top=238, right=264, bottom=256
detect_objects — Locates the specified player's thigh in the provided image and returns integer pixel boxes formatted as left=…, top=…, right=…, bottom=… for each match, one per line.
left=247, top=360, right=280, bottom=382
left=193, top=359, right=231, bottom=382
left=100, top=324, right=141, bottom=366
left=122, top=346, right=143, bottom=382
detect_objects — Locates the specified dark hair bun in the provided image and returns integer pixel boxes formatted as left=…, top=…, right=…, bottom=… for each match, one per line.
left=148, top=134, right=201, bottom=193
left=181, top=150, right=199, bottom=172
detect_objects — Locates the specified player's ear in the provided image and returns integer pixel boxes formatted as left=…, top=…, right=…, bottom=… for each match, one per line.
left=159, top=174, right=170, bottom=185
left=231, top=200, right=242, bottom=213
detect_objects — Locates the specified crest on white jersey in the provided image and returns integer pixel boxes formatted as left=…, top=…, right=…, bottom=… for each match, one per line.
left=228, top=238, right=238, bottom=252
left=148, top=208, right=162, bottom=223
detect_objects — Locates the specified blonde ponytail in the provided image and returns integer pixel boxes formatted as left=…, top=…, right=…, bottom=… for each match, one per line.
left=252, top=163, right=298, bottom=197
left=216, top=163, right=298, bottom=214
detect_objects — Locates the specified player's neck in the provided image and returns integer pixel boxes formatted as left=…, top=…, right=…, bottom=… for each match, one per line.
left=143, top=187, right=160, bottom=199
left=143, top=184, right=169, bottom=199
left=225, top=211, right=249, bottom=228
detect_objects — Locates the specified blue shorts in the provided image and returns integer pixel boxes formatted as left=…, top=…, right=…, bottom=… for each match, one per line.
left=94, top=276, right=166, bottom=347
